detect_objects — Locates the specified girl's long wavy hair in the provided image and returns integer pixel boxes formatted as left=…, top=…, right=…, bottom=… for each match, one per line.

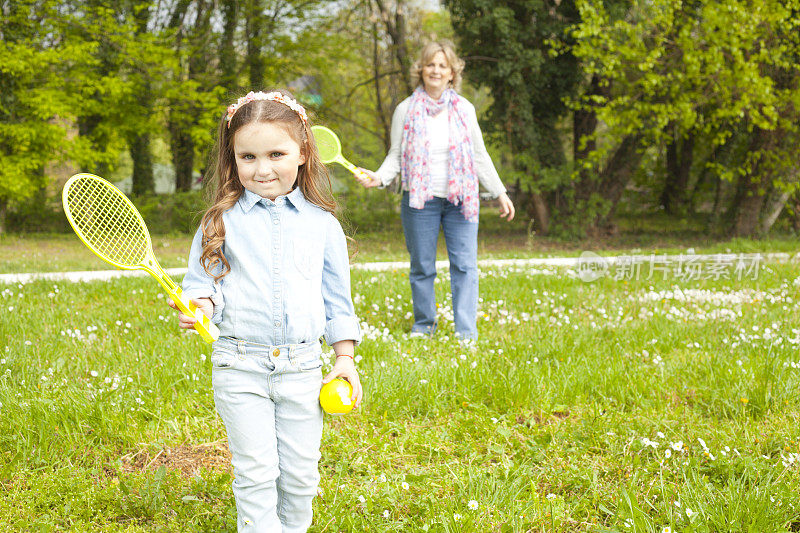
left=199, top=89, right=335, bottom=282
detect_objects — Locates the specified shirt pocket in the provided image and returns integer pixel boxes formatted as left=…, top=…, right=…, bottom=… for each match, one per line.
left=293, top=238, right=324, bottom=280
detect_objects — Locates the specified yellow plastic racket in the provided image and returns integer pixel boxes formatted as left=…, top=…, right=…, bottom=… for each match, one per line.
left=62, top=173, right=219, bottom=343
left=311, top=125, right=367, bottom=179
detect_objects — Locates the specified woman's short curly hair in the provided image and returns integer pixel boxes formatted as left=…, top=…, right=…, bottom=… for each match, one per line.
left=410, top=40, right=465, bottom=92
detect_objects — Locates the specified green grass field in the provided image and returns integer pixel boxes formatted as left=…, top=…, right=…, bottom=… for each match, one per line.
left=2, top=227, right=800, bottom=531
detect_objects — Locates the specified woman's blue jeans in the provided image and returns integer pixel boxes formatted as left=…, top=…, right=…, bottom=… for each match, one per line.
left=401, top=192, right=479, bottom=340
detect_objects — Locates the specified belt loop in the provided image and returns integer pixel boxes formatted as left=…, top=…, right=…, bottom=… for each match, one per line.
left=288, top=344, right=296, bottom=364
left=237, top=339, right=246, bottom=358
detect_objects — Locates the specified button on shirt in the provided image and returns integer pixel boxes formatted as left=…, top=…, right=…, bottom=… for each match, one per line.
left=181, top=188, right=362, bottom=347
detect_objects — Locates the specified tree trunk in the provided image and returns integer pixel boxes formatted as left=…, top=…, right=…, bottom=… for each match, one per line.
left=789, top=191, right=800, bottom=233
left=130, top=132, right=154, bottom=196
left=730, top=127, right=773, bottom=237
left=572, top=74, right=603, bottom=210
left=0, top=198, right=7, bottom=234
left=731, top=174, right=764, bottom=237
left=572, top=75, right=599, bottom=172
left=246, top=0, right=266, bottom=89
left=373, top=0, right=413, bottom=94
left=372, top=21, right=390, bottom=151
left=130, top=3, right=154, bottom=196
left=220, top=0, right=239, bottom=93
left=597, top=134, right=645, bottom=228
left=78, top=114, right=109, bottom=176
left=172, top=129, right=194, bottom=192
left=759, top=189, right=791, bottom=234
left=709, top=175, right=725, bottom=228
left=517, top=188, right=549, bottom=234
left=660, top=128, right=694, bottom=214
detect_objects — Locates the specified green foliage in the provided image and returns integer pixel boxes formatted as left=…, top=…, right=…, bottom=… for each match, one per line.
left=0, top=0, right=96, bottom=205
left=7, top=0, right=800, bottom=239
left=571, top=0, right=800, bottom=233
left=445, top=0, right=582, bottom=174
left=4, top=192, right=72, bottom=234
left=131, top=191, right=208, bottom=235
left=572, top=0, right=798, bottom=148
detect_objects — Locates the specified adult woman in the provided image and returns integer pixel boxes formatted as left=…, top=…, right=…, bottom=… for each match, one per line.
left=357, top=40, right=515, bottom=342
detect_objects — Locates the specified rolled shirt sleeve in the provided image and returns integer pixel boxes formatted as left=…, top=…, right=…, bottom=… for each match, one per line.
left=181, top=227, right=225, bottom=324
left=321, top=216, right=362, bottom=346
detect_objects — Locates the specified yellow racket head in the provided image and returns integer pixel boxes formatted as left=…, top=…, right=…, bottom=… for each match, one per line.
left=62, top=173, right=151, bottom=269
left=311, top=125, right=342, bottom=163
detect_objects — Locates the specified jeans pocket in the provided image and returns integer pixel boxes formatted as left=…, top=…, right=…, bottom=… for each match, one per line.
left=210, top=348, right=236, bottom=369
left=297, top=356, right=322, bottom=372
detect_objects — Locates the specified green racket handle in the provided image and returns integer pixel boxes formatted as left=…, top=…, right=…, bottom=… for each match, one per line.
left=169, top=287, right=220, bottom=343
left=336, top=156, right=367, bottom=179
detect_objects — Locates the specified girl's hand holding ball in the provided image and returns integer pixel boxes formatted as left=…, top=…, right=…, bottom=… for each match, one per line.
left=321, top=341, right=362, bottom=413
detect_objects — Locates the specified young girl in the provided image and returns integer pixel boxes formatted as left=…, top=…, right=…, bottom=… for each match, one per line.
left=170, top=89, right=362, bottom=532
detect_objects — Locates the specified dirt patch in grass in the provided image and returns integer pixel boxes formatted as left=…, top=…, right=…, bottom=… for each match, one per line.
left=121, top=441, right=231, bottom=476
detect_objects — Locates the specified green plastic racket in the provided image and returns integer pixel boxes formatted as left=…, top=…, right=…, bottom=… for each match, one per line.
left=62, top=173, right=219, bottom=343
left=311, top=125, right=367, bottom=178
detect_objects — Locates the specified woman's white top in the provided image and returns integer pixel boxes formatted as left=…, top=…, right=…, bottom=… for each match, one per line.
left=427, top=110, right=451, bottom=197
left=374, top=95, right=507, bottom=198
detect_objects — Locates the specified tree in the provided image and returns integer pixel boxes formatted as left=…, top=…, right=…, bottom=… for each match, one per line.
left=444, top=0, right=587, bottom=235
left=164, top=0, right=225, bottom=192
left=571, top=0, right=800, bottom=236
left=0, top=0, right=98, bottom=231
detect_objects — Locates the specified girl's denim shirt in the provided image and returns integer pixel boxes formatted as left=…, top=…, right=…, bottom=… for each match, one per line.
left=182, top=188, right=362, bottom=347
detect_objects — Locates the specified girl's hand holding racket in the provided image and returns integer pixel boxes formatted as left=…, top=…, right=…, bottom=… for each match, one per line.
left=62, top=173, right=219, bottom=343
left=355, top=168, right=381, bottom=188
left=169, top=297, right=214, bottom=331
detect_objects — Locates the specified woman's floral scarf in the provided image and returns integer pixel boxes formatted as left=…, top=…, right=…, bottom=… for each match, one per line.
left=400, top=86, right=479, bottom=222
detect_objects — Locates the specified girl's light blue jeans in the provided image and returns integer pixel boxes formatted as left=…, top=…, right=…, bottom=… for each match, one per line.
left=211, top=336, right=324, bottom=533
left=401, top=192, right=479, bottom=340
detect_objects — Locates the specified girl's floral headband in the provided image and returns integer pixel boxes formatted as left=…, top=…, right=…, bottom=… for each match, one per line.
left=225, top=91, right=308, bottom=127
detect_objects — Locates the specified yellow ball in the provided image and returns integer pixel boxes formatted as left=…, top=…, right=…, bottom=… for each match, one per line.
left=319, top=378, right=354, bottom=415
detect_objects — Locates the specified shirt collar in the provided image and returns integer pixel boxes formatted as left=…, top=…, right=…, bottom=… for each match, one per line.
left=285, top=187, right=307, bottom=212
left=238, top=187, right=307, bottom=213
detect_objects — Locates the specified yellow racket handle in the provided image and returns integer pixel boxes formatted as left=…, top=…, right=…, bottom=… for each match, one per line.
left=168, top=287, right=220, bottom=343
left=335, top=156, right=367, bottom=179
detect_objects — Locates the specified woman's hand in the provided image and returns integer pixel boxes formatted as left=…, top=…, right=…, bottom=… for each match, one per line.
left=355, top=168, right=382, bottom=188
left=168, top=297, right=213, bottom=330
left=497, top=192, right=515, bottom=221
left=322, top=355, right=363, bottom=409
